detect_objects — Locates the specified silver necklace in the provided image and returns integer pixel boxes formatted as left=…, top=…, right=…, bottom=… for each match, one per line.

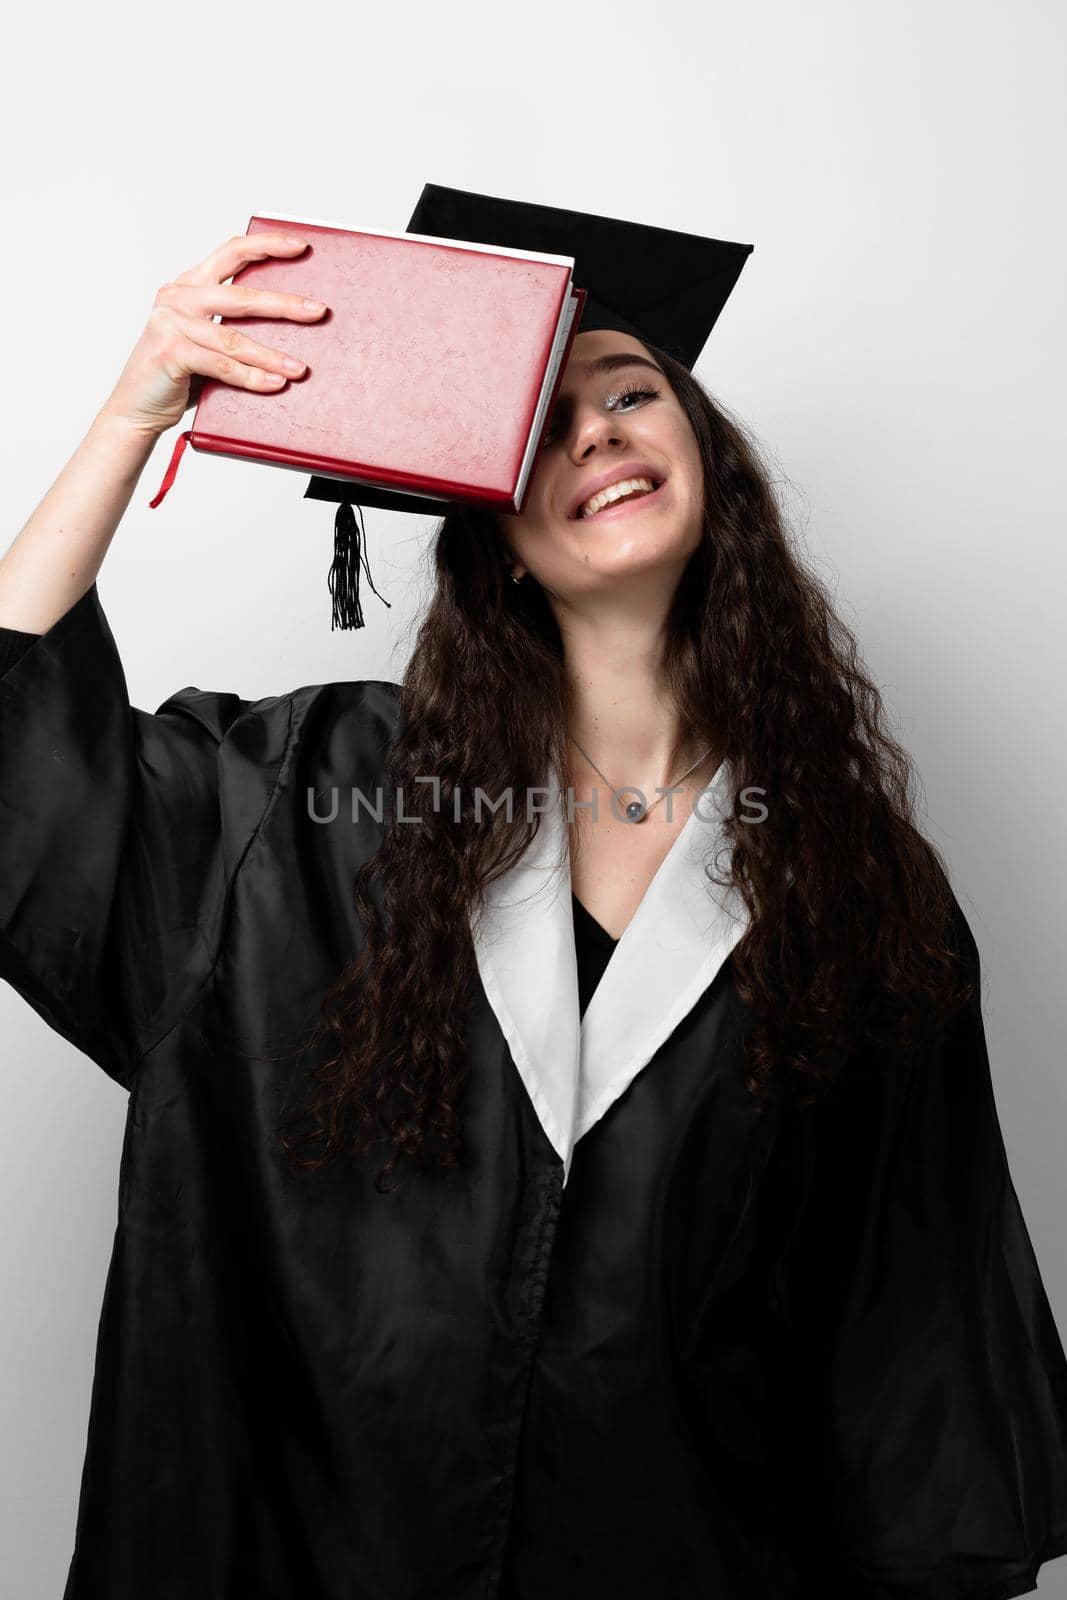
left=570, top=735, right=716, bottom=824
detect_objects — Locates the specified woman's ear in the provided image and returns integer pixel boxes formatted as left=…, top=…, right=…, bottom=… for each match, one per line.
left=497, top=538, right=526, bottom=584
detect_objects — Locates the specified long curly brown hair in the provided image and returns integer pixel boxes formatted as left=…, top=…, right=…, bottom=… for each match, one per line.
left=275, top=339, right=973, bottom=1191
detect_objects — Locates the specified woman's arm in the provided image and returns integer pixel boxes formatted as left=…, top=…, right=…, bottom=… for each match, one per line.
left=0, top=225, right=325, bottom=633
left=0, top=229, right=330, bottom=1074
left=0, top=408, right=158, bottom=633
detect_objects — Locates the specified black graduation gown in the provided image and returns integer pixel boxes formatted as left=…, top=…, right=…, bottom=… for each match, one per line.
left=2, top=581, right=1067, bottom=1600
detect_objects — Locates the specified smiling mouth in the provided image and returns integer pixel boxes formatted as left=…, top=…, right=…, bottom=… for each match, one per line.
left=577, top=479, right=667, bottom=521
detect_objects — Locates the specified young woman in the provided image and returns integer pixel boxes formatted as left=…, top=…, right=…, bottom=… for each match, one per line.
left=1, top=211, right=1066, bottom=1600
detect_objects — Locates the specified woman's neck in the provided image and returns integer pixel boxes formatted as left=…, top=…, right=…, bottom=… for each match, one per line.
left=561, top=612, right=708, bottom=798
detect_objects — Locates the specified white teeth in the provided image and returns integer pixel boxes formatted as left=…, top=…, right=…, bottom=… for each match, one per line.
left=579, top=476, right=657, bottom=518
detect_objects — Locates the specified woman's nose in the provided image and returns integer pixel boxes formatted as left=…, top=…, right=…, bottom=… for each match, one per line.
left=568, top=409, right=627, bottom=460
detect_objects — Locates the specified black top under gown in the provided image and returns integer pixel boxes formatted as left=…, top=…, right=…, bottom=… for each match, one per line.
left=571, top=890, right=619, bottom=1017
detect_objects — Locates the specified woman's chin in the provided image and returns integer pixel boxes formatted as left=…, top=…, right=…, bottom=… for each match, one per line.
left=563, top=545, right=696, bottom=594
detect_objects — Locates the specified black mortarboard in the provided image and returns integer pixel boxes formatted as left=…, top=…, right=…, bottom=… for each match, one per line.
left=308, top=183, right=754, bottom=627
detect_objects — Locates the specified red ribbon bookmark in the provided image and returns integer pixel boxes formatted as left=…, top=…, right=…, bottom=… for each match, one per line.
left=147, top=429, right=191, bottom=508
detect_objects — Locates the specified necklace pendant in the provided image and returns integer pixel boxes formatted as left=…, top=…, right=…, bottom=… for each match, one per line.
left=625, top=799, right=647, bottom=823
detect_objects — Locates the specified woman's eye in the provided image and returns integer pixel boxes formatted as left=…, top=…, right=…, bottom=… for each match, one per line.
left=609, top=384, right=660, bottom=410
left=543, top=383, right=660, bottom=446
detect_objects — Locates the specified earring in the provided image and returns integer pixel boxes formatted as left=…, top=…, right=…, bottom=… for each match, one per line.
left=510, top=570, right=524, bottom=585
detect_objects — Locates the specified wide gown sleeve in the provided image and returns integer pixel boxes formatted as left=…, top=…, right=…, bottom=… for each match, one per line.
left=769, top=897, right=1067, bottom=1600
left=0, top=584, right=283, bottom=1090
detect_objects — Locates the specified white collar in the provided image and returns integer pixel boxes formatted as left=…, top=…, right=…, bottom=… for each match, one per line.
left=469, top=761, right=751, bottom=1185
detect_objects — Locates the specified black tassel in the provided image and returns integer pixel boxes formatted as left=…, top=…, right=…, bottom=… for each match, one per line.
left=328, top=500, right=392, bottom=631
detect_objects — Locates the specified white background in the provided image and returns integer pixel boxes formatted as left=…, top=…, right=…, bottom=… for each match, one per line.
left=2, top=0, right=1065, bottom=1592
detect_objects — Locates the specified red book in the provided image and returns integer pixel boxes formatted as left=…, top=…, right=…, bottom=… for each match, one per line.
left=148, top=210, right=586, bottom=515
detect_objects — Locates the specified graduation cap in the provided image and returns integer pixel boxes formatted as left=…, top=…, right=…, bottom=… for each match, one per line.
left=309, top=182, right=754, bottom=628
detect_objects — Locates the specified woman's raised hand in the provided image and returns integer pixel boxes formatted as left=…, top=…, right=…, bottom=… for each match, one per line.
left=100, top=231, right=328, bottom=437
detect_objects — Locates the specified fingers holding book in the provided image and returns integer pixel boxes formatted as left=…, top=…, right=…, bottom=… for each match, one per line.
left=99, top=231, right=329, bottom=439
